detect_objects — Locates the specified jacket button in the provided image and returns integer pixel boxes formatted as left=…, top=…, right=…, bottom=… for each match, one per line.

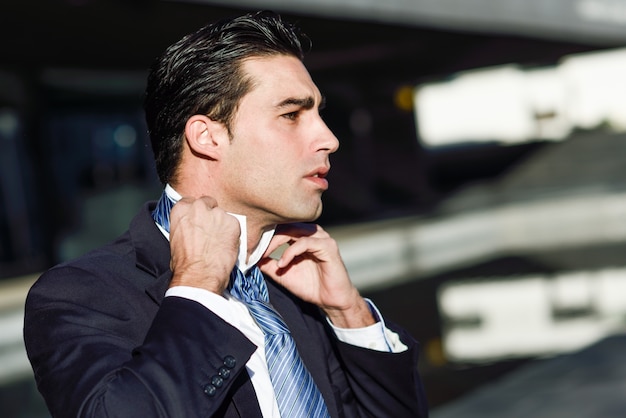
left=218, top=366, right=231, bottom=380
left=223, top=355, right=236, bottom=369
left=203, top=384, right=217, bottom=397
left=211, top=375, right=224, bottom=388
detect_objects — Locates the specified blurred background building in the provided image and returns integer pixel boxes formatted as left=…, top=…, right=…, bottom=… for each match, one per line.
left=2, top=0, right=626, bottom=416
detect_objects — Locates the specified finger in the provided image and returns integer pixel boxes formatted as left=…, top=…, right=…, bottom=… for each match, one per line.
left=171, top=196, right=218, bottom=216
left=262, top=233, right=293, bottom=258
left=257, top=257, right=280, bottom=277
left=276, top=237, right=326, bottom=268
left=265, top=223, right=329, bottom=257
left=258, top=258, right=291, bottom=289
left=197, top=195, right=219, bottom=208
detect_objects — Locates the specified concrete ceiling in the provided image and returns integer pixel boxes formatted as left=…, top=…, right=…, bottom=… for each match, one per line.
left=0, top=0, right=611, bottom=95
left=174, top=0, right=626, bottom=45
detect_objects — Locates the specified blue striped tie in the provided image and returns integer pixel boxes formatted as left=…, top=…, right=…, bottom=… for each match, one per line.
left=230, top=267, right=331, bottom=418
left=152, top=189, right=176, bottom=233
left=152, top=190, right=330, bottom=417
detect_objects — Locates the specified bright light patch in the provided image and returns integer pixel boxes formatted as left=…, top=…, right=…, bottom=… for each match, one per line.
left=414, top=47, right=626, bottom=147
left=438, top=268, right=626, bottom=362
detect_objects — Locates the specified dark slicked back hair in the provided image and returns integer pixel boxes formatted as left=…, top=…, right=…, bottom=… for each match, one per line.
left=144, top=11, right=309, bottom=185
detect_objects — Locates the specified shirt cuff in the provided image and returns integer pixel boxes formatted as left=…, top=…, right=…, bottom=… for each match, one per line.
left=165, top=286, right=239, bottom=328
left=327, top=298, right=408, bottom=353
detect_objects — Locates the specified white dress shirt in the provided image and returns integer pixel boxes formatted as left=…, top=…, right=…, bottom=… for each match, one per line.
left=159, top=185, right=406, bottom=417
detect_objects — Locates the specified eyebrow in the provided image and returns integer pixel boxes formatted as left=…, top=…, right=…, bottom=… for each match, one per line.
left=276, top=95, right=326, bottom=110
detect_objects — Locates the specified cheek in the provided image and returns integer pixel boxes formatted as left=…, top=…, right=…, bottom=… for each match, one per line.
left=241, top=157, right=281, bottom=192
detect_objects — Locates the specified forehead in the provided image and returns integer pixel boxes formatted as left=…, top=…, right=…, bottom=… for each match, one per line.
left=240, top=55, right=321, bottom=105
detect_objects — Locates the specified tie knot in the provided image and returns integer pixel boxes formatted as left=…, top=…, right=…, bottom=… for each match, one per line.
left=229, top=266, right=269, bottom=304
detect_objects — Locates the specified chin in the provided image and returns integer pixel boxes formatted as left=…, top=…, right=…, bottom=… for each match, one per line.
left=306, top=205, right=323, bottom=222
left=289, top=204, right=323, bottom=223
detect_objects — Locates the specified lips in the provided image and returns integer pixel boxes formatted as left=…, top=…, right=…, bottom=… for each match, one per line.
left=305, top=166, right=330, bottom=190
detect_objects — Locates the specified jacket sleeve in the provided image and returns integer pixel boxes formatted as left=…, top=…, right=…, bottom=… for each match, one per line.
left=333, top=321, right=429, bottom=418
left=23, top=265, right=258, bottom=418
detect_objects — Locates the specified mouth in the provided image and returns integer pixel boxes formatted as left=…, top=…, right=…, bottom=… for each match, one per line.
left=311, top=171, right=327, bottom=179
left=309, top=166, right=329, bottom=178
left=305, top=167, right=330, bottom=189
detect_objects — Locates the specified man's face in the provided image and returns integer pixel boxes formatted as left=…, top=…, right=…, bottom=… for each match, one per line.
left=218, top=54, right=339, bottom=226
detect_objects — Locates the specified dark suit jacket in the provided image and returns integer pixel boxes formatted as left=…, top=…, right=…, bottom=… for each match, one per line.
left=24, top=202, right=428, bottom=417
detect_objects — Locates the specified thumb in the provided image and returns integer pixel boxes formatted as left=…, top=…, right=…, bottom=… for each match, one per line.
left=257, top=257, right=280, bottom=278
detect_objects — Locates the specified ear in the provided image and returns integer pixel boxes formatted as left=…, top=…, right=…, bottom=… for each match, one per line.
left=184, top=114, right=229, bottom=160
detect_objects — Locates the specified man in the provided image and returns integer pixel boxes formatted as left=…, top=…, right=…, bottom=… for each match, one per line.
left=24, top=11, right=428, bottom=418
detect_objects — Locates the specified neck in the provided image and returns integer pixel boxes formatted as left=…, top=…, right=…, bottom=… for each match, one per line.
left=244, top=217, right=274, bottom=259
left=161, top=185, right=276, bottom=272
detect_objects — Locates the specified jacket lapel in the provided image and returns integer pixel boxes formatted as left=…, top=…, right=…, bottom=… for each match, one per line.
left=128, top=201, right=173, bottom=305
left=126, top=201, right=263, bottom=417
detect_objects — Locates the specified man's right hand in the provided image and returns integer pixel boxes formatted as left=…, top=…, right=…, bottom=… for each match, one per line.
left=168, top=196, right=240, bottom=294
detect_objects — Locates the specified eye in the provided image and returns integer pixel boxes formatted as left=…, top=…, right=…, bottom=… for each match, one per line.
left=282, top=111, right=299, bottom=121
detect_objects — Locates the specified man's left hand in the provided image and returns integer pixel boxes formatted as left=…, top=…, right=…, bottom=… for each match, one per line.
left=258, top=223, right=375, bottom=329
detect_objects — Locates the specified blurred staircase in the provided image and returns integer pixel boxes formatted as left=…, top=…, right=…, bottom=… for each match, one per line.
left=441, top=130, right=626, bottom=213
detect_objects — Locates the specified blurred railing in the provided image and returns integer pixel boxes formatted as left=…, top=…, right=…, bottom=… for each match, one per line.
left=0, top=275, right=37, bottom=385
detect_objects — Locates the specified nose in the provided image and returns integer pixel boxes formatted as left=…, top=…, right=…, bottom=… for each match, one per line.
left=315, top=117, right=340, bottom=154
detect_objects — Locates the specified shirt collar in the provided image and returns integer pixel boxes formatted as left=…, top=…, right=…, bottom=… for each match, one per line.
left=162, top=184, right=276, bottom=274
